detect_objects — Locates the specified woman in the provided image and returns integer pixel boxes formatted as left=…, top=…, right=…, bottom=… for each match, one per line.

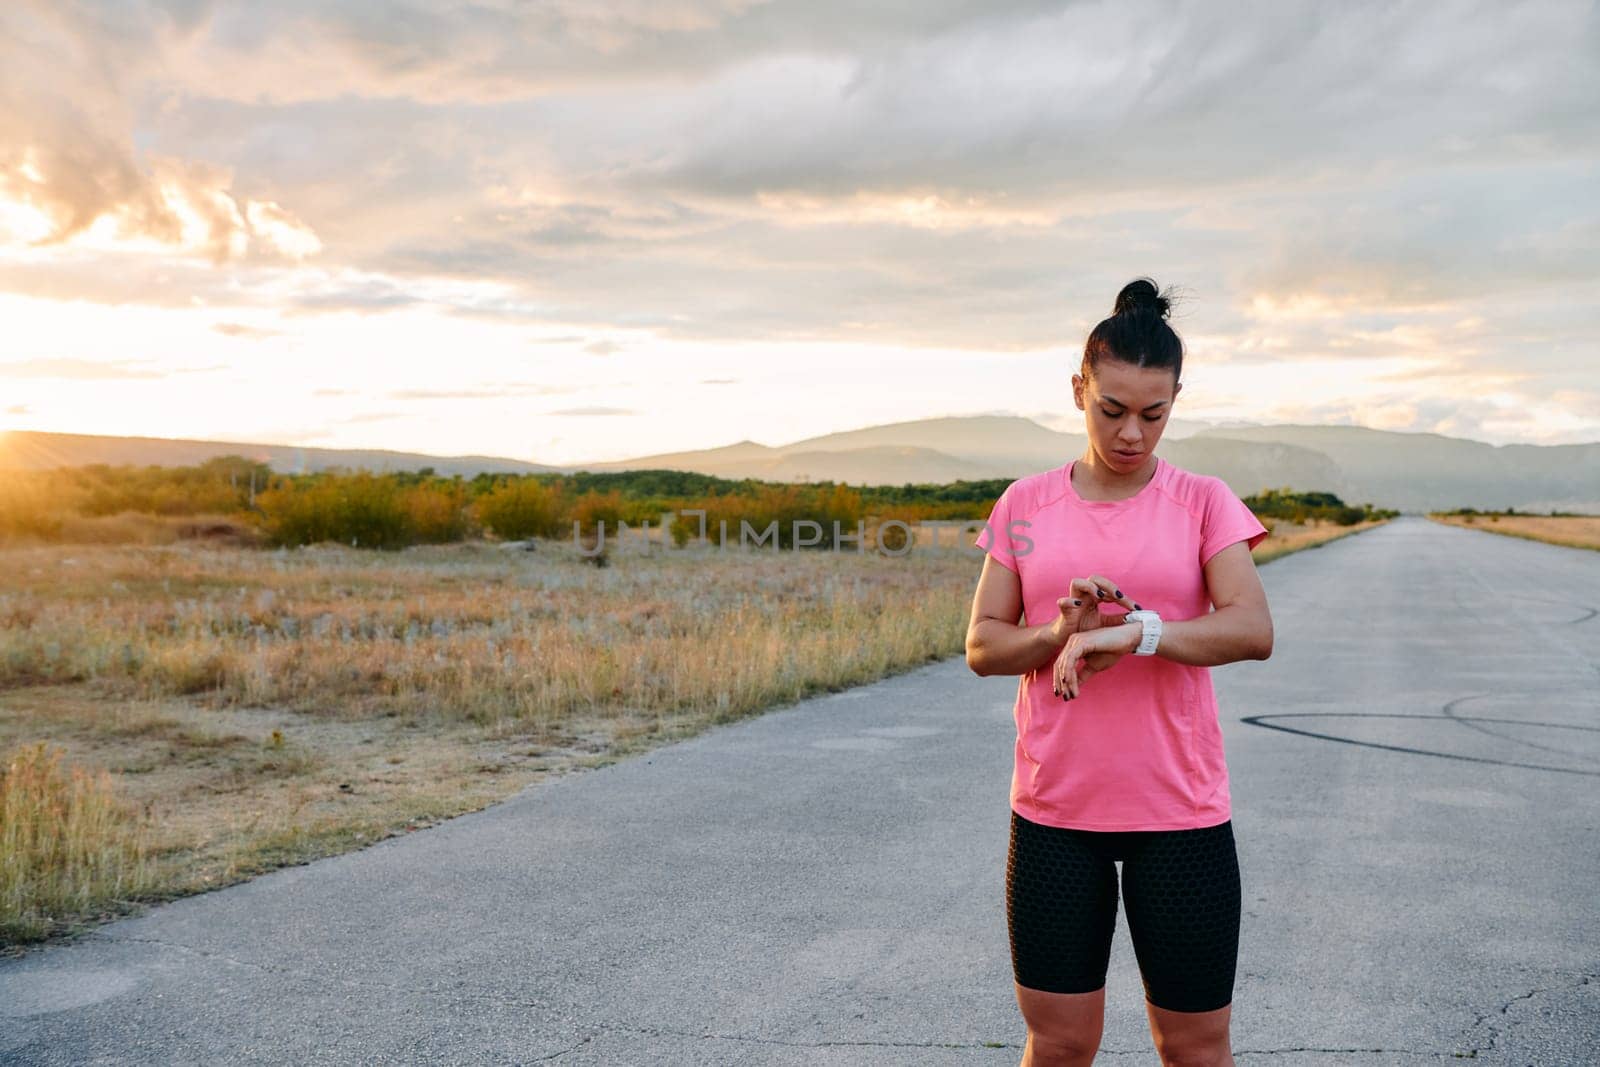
left=966, top=278, right=1274, bottom=1067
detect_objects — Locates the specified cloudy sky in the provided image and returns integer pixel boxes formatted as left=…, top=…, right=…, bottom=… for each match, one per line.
left=1, top=0, right=1595, bottom=465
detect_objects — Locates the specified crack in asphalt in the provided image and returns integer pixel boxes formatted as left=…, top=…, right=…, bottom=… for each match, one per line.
left=1455, top=971, right=1598, bottom=1059
left=1234, top=1049, right=1436, bottom=1058
left=534, top=1033, right=595, bottom=1061
left=550, top=1027, right=1483, bottom=1061
left=591, top=1023, right=1027, bottom=1051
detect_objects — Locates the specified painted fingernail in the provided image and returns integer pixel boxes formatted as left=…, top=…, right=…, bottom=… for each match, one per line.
left=1114, top=589, right=1123, bottom=597
left=1072, top=599, right=1082, bottom=606
left=1134, top=602, right=1142, bottom=610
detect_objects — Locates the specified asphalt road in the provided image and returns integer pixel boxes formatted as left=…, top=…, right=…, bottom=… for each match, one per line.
left=2, top=515, right=1596, bottom=1065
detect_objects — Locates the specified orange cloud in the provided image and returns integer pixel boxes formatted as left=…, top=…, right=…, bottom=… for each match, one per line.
left=0, top=154, right=322, bottom=264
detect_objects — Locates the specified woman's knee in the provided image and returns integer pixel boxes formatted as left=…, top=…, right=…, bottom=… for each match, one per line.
left=1015, top=982, right=1106, bottom=1064
left=1146, top=999, right=1233, bottom=1067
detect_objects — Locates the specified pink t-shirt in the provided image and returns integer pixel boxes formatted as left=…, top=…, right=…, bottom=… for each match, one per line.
left=973, top=455, right=1268, bottom=831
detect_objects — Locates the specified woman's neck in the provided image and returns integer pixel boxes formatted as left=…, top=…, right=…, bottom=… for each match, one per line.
left=1074, top=450, right=1158, bottom=499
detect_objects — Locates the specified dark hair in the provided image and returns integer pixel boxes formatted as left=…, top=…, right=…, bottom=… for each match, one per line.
left=1082, top=277, right=1184, bottom=384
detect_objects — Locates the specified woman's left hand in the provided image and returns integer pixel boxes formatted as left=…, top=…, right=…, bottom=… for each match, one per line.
left=1052, top=618, right=1143, bottom=700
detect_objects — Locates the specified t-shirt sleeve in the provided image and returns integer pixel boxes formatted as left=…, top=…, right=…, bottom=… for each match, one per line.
left=1199, top=477, right=1269, bottom=566
left=973, top=483, right=1024, bottom=574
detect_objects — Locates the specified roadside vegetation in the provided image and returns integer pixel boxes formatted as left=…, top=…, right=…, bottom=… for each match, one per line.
left=1427, top=508, right=1600, bottom=551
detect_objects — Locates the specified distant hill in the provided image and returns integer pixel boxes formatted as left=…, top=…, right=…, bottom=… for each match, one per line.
left=581, top=416, right=1061, bottom=486
left=577, top=415, right=1599, bottom=512
left=581, top=415, right=1351, bottom=502
left=4, top=420, right=1595, bottom=513
left=1162, top=436, right=1350, bottom=501
left=0, top=430, right=556, bottom=478
left=1185, top=424, right=1600, bottom=513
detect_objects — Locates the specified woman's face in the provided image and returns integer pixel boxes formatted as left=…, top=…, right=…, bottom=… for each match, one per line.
left=1072, top=359, right=1181, bottom=472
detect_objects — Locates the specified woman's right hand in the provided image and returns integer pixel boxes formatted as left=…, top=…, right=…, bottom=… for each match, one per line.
left=1048, top=575, right=1141, bottom=675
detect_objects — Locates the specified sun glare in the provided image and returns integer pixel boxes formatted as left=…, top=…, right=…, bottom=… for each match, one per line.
left=0, top=196, right=54, bottom=244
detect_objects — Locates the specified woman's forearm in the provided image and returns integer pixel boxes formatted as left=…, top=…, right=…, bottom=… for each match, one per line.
left=967, top=617, right=1066, bottom=677
left=1154, top=605, right=1273, bottom=667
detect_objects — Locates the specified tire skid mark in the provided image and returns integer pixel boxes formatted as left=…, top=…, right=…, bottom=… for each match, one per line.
left=1240, top=712, right=1600, bottom=776
left=1439, top=693, right=1598, bottom=761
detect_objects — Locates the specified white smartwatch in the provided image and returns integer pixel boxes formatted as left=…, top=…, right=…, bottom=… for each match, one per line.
left=1125, top=609, right=1163, bottom=656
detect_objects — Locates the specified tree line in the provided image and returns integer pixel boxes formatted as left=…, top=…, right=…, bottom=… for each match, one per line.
left=2, top=457, right=1391, bottom=550
left=1241, top=488, right=1397, bottom=526
left=1, top=457, right=943, bottom=550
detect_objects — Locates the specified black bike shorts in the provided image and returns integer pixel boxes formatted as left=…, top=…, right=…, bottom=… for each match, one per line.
left=1005, top=808, right=1241, bottom=1013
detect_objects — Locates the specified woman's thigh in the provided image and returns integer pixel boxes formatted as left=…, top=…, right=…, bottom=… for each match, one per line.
left=1005, top=810, right=1119, bottom=996
left=1119, top=819, right=1241, bottom=1014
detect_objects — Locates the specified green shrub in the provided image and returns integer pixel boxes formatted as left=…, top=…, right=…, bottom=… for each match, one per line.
left=256, top=472, right=410, bottom=548
left=474, top=478, right=567, bottom=540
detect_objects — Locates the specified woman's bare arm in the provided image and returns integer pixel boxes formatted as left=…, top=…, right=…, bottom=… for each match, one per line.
left=965, top=555, right=1066, bottom=676
left=1149, top=540, right=1274, bottom=667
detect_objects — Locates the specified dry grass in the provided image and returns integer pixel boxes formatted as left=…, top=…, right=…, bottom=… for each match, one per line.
left=0, top=517, right=1386, bottom=952
left=0, top=537, right=973, bottom=730
left=1428, top=514, right=1600, bottom=551
left=1, top=741, right=158, bottom=943
left=1250, top=517, right=1388, bottom=562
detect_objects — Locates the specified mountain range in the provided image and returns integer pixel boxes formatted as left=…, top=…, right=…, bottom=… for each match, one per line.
left=559, top=417, right=1600, bottom=513
left=2, top=418, right=1595, bottom=513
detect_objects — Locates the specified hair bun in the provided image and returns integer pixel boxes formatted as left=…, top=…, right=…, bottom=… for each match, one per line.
left=1113, top=278, right=1170, bottom=319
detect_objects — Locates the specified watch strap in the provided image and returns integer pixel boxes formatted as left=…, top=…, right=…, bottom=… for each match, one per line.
left=1128, top=610, right=1162, bottom=655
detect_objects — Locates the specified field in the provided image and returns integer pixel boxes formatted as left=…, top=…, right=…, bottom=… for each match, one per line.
left=1, top=515, right=1380, bottom=951
left=1428, top=513, right=1600, bottom=551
